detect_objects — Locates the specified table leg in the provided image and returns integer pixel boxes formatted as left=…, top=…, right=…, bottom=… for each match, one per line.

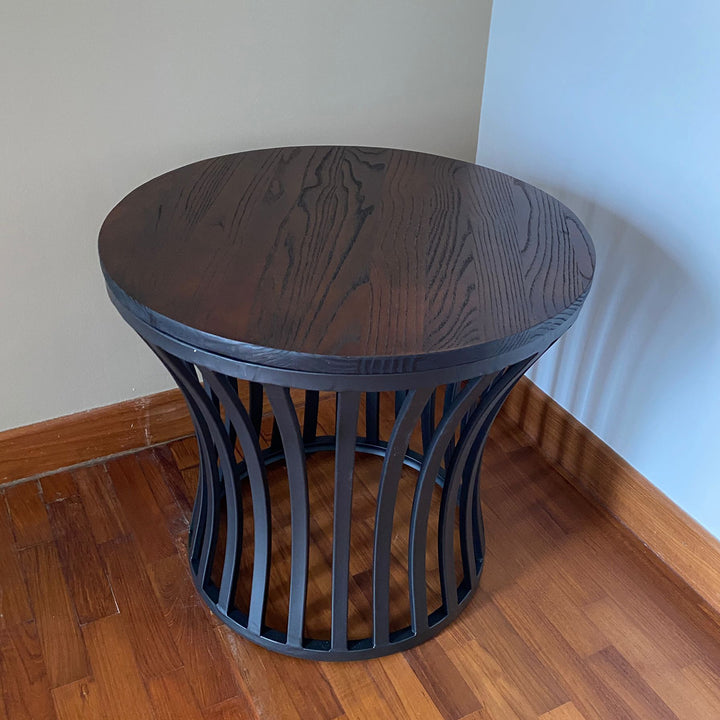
left=149, top=344, right=535, bottom=660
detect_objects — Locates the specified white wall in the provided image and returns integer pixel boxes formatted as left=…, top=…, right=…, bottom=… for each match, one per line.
left=0, top=1, right=492, bottom=433
left=478, top=1, right=720, bottom=537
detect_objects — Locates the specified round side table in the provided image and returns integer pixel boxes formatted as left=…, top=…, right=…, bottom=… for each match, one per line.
left=99, top=146, right=594, bottom=660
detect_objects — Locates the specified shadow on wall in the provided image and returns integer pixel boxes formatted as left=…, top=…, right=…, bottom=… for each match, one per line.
left=526, top=187, right=718, bottom=464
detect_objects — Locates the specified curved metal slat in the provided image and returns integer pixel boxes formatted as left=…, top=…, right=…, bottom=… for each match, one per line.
left=394, top=390, right=408, bottom=418
left=248, top=382, right=264, bottom=436
left=460, top=427, right=489, bottom=583
left=408, top=377, right=488, bottom=635
left=150, top=347, right=223, bottom=589
left=163, top=360, right=242, bottom=616
left=372, top=387, right=434, bottom=646
left=442, top=382, right=460, bottom=471
left=331, top=391, right=361, bottom=651
left=303, top=390, right=320, bottom=444
left=152, top=359, right=210, bottom=567
left=420, top=390, right=436, bottom=453
left=437, top=376, right=496, bottom=615
left=203, top=370, right=273, bottom=633
left=365, top=392, right=380, bottom=444
left=265, top=384, right=310, bottom=648
left=174, top=382, right=211, bottom=569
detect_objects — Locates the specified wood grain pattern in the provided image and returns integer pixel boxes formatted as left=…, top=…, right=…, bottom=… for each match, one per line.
left=46, top=498, right=117, bottom=625
left=0, top=388, right=191, bottom=486
left=51, top=678, right=109, bottom=720
left=202, top=697, right=257, bottom=720
left=499, top=375, right=720, bottom=620
left=98, top=537, right=182, bottom=679
left=72, top=464, right=127, bottom=545
left=220, top=626, right=342, bottom=720
left=39, top=471, right=77, bottom=504
left=0, top=621, right=56, bottom=720
left=149, top=553, right=240, bottom=708
left=0, top=401, right=718, bottom=718
left=18, top=542, right=90, bottom=688
left=146, top=669, right=205, bottom=720
left=4, top=481, right=52, bottom=548
left=81, top=614, right=155, bottom=720
left=539, top=703, right=588, bottom=720
left=404, top=637, right=482, bottom=719
left=0, top=499, right=33, bottom=631
left=105, top=453, right=177, bottom=565
left=99, top=146, right=594, bottom=375
left=586, top=646, right=677, bottom=719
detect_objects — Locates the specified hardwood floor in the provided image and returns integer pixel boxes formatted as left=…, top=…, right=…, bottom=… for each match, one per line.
left=1, top=405, right=719, bottom=719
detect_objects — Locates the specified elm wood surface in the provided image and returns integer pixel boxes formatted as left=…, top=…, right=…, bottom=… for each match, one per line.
left=99, top=146, right=594, bottom=378
left=1, top=415, right=719, bottom=719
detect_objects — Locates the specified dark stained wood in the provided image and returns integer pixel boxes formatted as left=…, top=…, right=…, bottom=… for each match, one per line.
left=18, top=542, right=90, bottom=688
left=99, top=147, right=594, bottom=375
left=0, top=399, right=718, bottom=718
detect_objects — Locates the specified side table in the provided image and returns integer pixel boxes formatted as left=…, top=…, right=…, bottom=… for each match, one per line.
left=99, top=146, right=594, bottom=660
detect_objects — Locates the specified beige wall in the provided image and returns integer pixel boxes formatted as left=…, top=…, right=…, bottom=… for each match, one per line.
left=0, top=2, right=492, bottom=432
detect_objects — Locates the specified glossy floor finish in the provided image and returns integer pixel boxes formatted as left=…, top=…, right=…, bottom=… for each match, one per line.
left=1, top=410, right=719, bottom=719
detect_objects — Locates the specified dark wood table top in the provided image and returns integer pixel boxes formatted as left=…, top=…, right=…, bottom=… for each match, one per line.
left=99, top=146, right=594, bottom=375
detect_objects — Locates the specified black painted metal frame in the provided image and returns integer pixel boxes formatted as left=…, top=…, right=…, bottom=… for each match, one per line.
left=103, top=280, right=559, bottom=660
left=135, top=333, right=539, bottom=660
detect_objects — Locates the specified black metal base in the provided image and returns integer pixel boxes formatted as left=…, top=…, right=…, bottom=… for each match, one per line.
left=151, top=344, right=534, bottom=660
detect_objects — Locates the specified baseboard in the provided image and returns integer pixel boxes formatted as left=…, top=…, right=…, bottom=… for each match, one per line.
left=499, top=375, right=720, bottom=620
left=0, top=389, right=194, bottom=485
left=0, top=386, right=325, bottom=486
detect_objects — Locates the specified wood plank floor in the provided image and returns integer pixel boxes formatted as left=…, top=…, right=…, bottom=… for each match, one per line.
left=1, top=407, right=719, bottom=719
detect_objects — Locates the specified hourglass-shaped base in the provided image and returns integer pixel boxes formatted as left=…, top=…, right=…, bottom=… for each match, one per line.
left=150, top=343, right=533, bottom=660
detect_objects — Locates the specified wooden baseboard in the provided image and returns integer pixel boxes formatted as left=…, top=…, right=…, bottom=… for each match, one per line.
left=0, top=386, right=327, bottom=486
left=0, top=389, right=193, bottom=485
left=499, top=375, right=720, bottom=619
